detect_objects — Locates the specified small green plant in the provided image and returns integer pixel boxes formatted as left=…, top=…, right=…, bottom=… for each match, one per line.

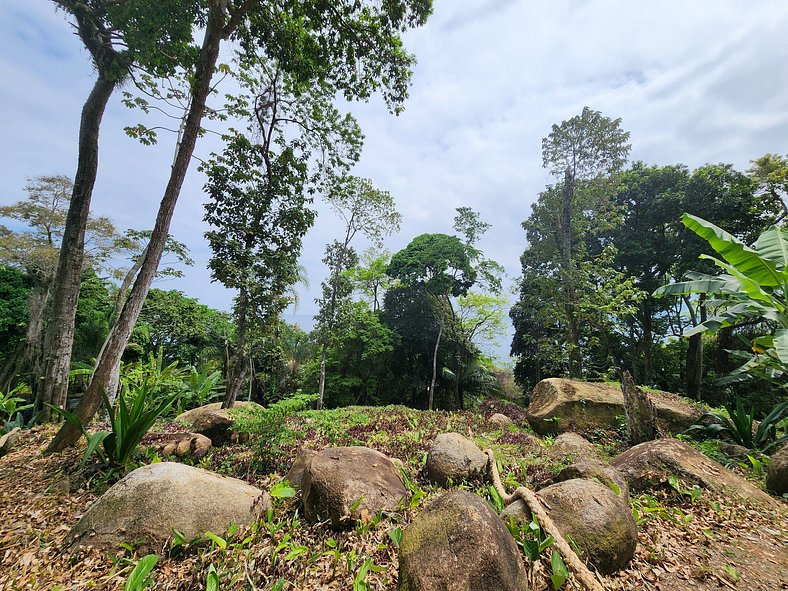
left=550, top=550, right=569, bottom=589
left=685, top=398, right=788, bottom=453
left=177, top=366, right=224, bottom=414
left=123, top=554, right=158, bottom=591
left=50, top=380, right=179, bottom=467
left=205, top=564, right=220, bottom=591
left=667, top=476, right=702, bottom=503
left=506, top=516, right=555, bottom=562
left=0, top=385, right=34, bottom=434
left=387, top=527, right=403, bottom=549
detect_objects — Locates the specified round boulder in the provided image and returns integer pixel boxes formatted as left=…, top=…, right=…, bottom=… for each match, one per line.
left=553, top=458, right=629, bottom=501
left=398, top=490, right=528, bottom=591
left=501, top=478, right=637, bottom=574
left=175, top=401, right=261, bottom=444
left=68, top=462, right=270, bottom=551
left=424, top=433, right=489, bottom=486
left=550, top=432, right=600, bottom=460
left=302, top=446, right=406, bottom=527
left=766, top=445, right=788, bottom=495
left=489, top=413, right=513, bottom=429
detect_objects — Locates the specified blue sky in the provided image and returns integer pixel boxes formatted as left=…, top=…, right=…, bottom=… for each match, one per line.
left=2, top=1, right=788, bottom=359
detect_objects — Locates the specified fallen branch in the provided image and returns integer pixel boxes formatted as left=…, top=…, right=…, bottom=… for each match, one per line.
left=485, top=449, right=605, bottom=591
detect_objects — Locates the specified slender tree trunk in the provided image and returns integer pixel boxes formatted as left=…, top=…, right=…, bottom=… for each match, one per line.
left=429, top=320, right=443, bottom=411
left=223, top=291, right=248, bottom=408
left=642, top=307, right=654, bottom=385
left=317, top=342, right=328, bottom=409
left=46, top=5, right=227, bottom=453
left=37, top=76, right=117, bottom=422
left=559, top=166, right=582, bottom=378
left=685, top=295, right=706, bottom=400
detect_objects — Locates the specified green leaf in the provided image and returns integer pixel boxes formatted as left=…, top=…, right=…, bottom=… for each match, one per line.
left=204, top=531, right=227, bottom=551
left=682, top=213, right=782, bottom=287
left=124, top=554, right=158, bottom=591
left=205, top=564, right=220, bottom=591
left=549, top=551, right=569, bottom=589
left=755, top=225, right=788, bottom=272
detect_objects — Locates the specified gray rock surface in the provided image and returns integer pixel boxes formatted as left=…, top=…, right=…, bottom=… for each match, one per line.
left=766, top=445, right=788, bottom=496
left=423, top=433, right=489, bottom=486
left=68, top=462, right=270, bottom=551
left=527, top=378, right=697, bottom=435
left=553, top=458, right=629, bottom=500
left=501, top=478, right=637, bottom=574
left=175, top=401, right=261, bottom=444
left=612, top=438, right=778, bottom=507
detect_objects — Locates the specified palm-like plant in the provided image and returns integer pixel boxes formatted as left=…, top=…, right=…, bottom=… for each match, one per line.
left=654, top=213, right=788, bottom=385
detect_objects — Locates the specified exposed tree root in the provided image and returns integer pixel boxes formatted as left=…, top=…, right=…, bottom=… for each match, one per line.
left=485, top=449, right=605, bottom=591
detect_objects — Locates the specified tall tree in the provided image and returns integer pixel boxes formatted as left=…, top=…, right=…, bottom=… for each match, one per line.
left=202, top=53, right=362, bottom=407
left=49, top=0, right=433, bottom=451
left=388, top=233, right=476, bottom=410
left=40, top=0, right=199, bottom=422
left=538, top=106, right=631, bottom=377
left=315, top=177, right=401, bottom=409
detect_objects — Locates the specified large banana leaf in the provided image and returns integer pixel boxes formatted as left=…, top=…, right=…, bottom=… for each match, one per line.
left=773, top=328, right=788, bottom=366
left=682, top=213, right=782, bottom=287
left=698, top=254, right=779, bottom=307
left=653, top=277, right=741, bottom=297
left=755, top=225, right=788, bottom=273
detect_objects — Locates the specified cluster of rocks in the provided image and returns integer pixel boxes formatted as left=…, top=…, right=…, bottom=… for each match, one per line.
left=61, top=379, right=785, bottom=589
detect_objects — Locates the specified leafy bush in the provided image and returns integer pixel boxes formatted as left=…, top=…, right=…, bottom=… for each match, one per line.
left=685, top=398, right=788, bottom=453
left=232, top=392, right=318, bottom=471
left=177, top=366, right=224, bottom=413
left=51, top=381, right=179, bottom=467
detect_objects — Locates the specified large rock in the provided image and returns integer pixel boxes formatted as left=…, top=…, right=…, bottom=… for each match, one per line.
left=526, top=378, right=698, bottom=435
left=302, top=446, right=406, bottom=527
left=424, top=433, right=489, bottom=486
left=175, top=401, right=261, bottom=444
left=553, top=458, right=629, bottom=501
left=550, top=432, right=600, bottom=460
left=398, top=490, right=528, bottom=591
left=501, top=479, right=637, bottom=574
left=766, top=446, right=788, bottom=496
left=68, top=462, right=270, bottom=551
left=611, top=438, right=778, bottom=506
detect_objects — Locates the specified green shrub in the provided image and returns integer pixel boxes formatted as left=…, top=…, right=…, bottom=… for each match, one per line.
left=51, top=380, right=179, bottom=467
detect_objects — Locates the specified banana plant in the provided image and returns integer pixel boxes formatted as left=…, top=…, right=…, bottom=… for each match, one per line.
left=654, top=213, right=788, bottom=384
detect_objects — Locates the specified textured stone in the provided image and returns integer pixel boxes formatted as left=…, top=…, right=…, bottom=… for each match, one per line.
left=527, top=378, right=697, bottom=435
left=612, top=438, right=778, bottom=507
left=399, top=490, right=528, bottom=591
left=68, top=462, right=270, bottom=551
left=302, top=446, right=406, bottom=527
left=423, top=433, right=489, bottom=486
left=501, top=479, right=637, bottom=574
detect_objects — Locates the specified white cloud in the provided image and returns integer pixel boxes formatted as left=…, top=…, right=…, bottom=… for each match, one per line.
left=2, top=0, right=788, bottom=357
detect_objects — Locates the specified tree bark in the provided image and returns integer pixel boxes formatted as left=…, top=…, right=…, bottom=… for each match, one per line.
left=685, top=295, right=706, bottom=400
left=317, top=342, right=328, bottom=409
left=222, top=290, right=248, bottom=408
left=621, top=370, right=658, bottom=445
left=46, top=3, right=227, bottom=452
left=428, top=319, right=443, bottom=411
left=36, top=76, right=117, bottom=422
left=559, top=166, right=582, bottom=378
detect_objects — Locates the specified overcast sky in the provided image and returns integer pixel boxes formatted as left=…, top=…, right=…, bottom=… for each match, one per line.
left=2, top=1, right=788, bottom=359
